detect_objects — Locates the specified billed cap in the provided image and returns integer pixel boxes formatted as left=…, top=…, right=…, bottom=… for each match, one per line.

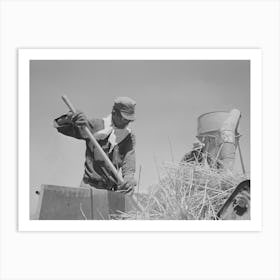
left=113, top=96, right=136, bottom=121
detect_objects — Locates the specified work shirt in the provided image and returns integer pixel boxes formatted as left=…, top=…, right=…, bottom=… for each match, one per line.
left=54, top=114, right=136, bottom=190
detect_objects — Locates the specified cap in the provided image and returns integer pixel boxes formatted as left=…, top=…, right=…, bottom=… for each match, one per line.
left=113, top=96, right=136, bottom=121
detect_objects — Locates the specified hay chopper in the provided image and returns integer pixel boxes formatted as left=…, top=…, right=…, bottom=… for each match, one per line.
left=35, top=97, right=250, bottom=220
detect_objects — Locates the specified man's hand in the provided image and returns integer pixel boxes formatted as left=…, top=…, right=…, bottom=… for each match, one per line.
left=68, top=110, right=89, bottom=127
left=117, top=176, right=137, bottom=194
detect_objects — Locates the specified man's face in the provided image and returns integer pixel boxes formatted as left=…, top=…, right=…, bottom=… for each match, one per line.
left=112, top=109, right=131, bottom=129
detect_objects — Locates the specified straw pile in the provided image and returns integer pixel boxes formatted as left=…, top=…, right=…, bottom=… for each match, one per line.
left=115, top=154, right=246, bottom=220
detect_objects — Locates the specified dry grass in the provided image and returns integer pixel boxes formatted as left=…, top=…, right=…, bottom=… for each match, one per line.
left=115, top=155, right=246, bottom=220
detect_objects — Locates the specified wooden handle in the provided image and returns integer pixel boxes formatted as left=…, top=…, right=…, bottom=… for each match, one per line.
left=62, top=95, right=76, bottom=113
left=61, top=95, right=124, bottom=184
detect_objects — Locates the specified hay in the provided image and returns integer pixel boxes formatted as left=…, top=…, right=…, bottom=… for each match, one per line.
left=114, top=154, right=246, bottom=220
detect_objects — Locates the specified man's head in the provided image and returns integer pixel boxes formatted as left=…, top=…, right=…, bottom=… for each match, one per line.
left=112, top=97, right=136, bottom=129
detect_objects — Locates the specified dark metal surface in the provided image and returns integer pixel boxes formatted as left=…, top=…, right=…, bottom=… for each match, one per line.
left=217, top=180, right=250, bottom=220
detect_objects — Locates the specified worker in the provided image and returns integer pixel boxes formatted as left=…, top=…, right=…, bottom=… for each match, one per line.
left=54, top=97, right=137, bottom=194
left=181, top=141, right=222, bottom=168
left=181, top=141, right=205, bottom=163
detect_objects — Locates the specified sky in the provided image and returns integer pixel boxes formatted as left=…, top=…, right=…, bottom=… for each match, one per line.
left=30, top=60, right=250, bottom=216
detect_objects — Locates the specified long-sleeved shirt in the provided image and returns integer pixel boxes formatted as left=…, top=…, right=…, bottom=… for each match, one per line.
left=54, top=114, right=136, bottom=190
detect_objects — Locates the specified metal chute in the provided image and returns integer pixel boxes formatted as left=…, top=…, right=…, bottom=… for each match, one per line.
left=197, top=109, right=243, bottom=173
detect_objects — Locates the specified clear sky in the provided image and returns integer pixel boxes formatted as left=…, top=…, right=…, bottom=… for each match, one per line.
left=30, top=60, right=250, bottom=216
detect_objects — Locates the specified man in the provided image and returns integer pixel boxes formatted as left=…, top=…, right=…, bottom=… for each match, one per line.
left=54, top=97, right=137, bottom=194
left=181, top=141, right=205, bottom=163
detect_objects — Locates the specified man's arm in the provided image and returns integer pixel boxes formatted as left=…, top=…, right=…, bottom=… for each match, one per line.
left=118, top=132, right=137, bottom=193
left=121, top=132, right=136, bottom=177
left=53, top=112, right=93, bottom=139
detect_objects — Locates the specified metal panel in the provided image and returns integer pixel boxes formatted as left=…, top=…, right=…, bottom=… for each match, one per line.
left=35, top=184, right=138, bottom=220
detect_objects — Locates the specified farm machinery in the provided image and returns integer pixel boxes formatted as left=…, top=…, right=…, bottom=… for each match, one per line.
left=181, top=109, right=250, bottom=220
